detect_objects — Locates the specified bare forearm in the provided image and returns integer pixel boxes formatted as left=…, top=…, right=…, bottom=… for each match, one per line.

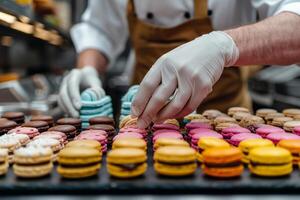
left=77, top=49, right=108, bottom=75
left=226, top=12, right=300, bottom=66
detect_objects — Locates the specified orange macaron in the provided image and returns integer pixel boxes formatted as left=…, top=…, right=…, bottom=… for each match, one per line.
left=202, top=147, right=243, bottom=178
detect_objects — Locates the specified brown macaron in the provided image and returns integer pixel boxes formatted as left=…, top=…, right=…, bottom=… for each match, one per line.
left=49, top=125, right=77, bottom=141
left=22, top=121, right=49, bottom=133
left=89, top=116, right=115, bottom=127
left=56, top=118, right=82, bottom=133
left=0, top=120, right=18, bottom=135
left=2, top=112, right=25, bottom=125
left=31, top=115, right=54, bottom=127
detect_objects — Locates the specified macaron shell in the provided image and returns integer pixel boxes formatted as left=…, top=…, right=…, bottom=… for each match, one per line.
left=249, top=147, right=292, bottom=164
left=202, top=164, right=243, bottom=178
left=154, top=146, right=196, bottom=163
left=229, top=133, right=262, bottom=146
left=57, top=163, right=101, bottom=178
left=13, top=162, right=53, bottom=178
left=107, top=148, right=147, bottom=164
left=249, top=163, right=292, bottom=177
left=107, top=162, right=147, bottom=178
left=154, top=162, right=196, bottom=176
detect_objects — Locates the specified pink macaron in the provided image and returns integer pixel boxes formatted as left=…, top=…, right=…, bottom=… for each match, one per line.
left=152, top=123, right=179, bottom=131
left=113, top=132, right=144, bottom=141
left=256, top=126, right=285, bottom=138
left=229, top=133, right=262, bottom=146
left=34, top=133, right=66, bottom=146
left=80, top=130, right=108, bottom=138
left=292, top=126, right=300, bottom=136
left=153, top=129, right=181, bottom=137
left=152, top=132, right=183, bottom=144
left=221, top=127, right=251, bottom=139
left=185, top=122, right=213, bottom=132
left=8, top=126, right=39, bottom=139
left=191, top=132, right=223, bottom=150
left=189, top=128, right=218, bottom=138
left=119, top=127, right=147, bottom=136
left=266, top=132, right=300, bottom=144
left=40, top=131, right=68, bottom=143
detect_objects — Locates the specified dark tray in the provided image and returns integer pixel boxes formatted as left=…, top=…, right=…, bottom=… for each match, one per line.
left=1, top=156, right=300, bottom=195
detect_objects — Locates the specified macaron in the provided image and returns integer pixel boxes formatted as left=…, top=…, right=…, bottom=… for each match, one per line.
left=229, top=133, right=262, bottom=146
left=266, top=132, right=300, bottom=144
left=154, top=138, right=189, bottom=151
left=119, top=127, right=147, bottom=137
left=265, top=113, right=285, bottom=125
left=202, top=147, right=243, bottom=178
left=8, top=126, right=39, bottom=139
left=256, top=108, right=277, bottom=119
left=112, top=138, right=147, bottom=151
left=215, top=122, right=240, bottom=132
left=232, top=112, right=251, bottom=122
left=283, top=121, right=300, bottom=132
left=163, top=119, right=180, bottom=127
left=114, top=132, right=144, bottom=141
left=277, top=139, right=300, bottom=165
left=107, top=148, right=147, bottom=178
left=185, top=122, right=213, bottom=132
left=39, top=131, right=67, bottom=145
left=2, top=112, right=25, bottom=125
left=119, top=115, right=135, bottom=129
left=248, top=146, right=292, bottom=177
left=49, top=125, right=77, bottom=141
left=0, top=134, right=21, bottom=163
left=239, top=115, right=264, bottom=132
left=283, top=108, right=300, bottom=118
left=221, top=127, right=251, bottom=140
left=89, top=116, right=115, bottom=127
left=213, top=116, right=237, bottom=126
left=0, top=120, right=17, bottom=135
left=202, top=109, right=223, bottom=120
left=272, top=117, right=293, bottom=128
left=75, top=130, right=107, bottom=152
left=0, top=149, right=9, bottom=175
left=293, top=126, right=300, bottom=136
left=28, top=138, right=63, bottom=161
left=87, top=124, right=116, bottom=143
left=8, top=133, right=30, bottom=146
left=228, top=107, right=250, bottom=117
left=154, top=146, right=196, bottom=176
left=66, top=140, right=102, bottom=152
left=238, top=138, right=274, bottom=164
left=57, top=147, right=102, bottom=179
left=153, top=132, right=183, bottom=144
left=56, top=118, right=82, bottom=133
left=31, top=115, right=54, bottom=127
left=255, top=126, right=285, bottom=138
left=22, top=121, right=49, bottom=133
left=13, top=146, right=53, bottom=178
left=197, top=138, right=230, bottom=162
left=153, top=129, right=181, bottom=137
left=183, top=114, right=204, bottom=125
left=191, top=131, right=223, bottom=150
left=152, top=123, right=180, bottom=132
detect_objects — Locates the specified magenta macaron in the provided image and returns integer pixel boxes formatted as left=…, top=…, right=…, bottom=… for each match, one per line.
left=8, top=126, right=39, bottom=139
left=221, top=127, right=251, bottom=139
left=256, top=126, right=285, bottom=138
left=292, top=126, right=300, bottom=136
left=266, top=132, right=300, bottom=144
left=185, top=122, right=213, bottom=132
left=152, top=123, right=179, bottom=131
left=229, top=133, right=262, bottom=146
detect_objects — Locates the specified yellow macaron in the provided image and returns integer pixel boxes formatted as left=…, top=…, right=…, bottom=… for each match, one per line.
left=112, top=138, right=147, bottom=151
left=107, top=148, right=147, bottom=178
left=238, top=139, right=274, bottom=164
left=154, top=146, right=196, bottom=176
left=66, top=140, right=102, bottom=152
left=57, top=147, right=102, bottom=178
left=197, top=137, right=230, bottom=162
left=248, top=146, right=292, bottom=177
left=154, top=138, right=189, bottom=151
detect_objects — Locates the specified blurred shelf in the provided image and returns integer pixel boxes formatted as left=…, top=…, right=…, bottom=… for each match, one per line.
left=0, top=6, right=70, bottom=47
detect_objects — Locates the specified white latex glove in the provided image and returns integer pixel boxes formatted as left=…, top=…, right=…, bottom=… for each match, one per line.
left=58, top=66, right=105, bottom=117
left=131, top=31, right=239, bottom=128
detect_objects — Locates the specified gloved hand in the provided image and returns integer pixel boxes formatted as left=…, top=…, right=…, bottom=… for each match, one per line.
left=58, top=66, right=105, bottom=117
left=131, top=31, right=239, bottom=128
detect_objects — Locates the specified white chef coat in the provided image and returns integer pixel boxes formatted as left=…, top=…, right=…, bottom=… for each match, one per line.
left=71, top=0, right=300, bottom=66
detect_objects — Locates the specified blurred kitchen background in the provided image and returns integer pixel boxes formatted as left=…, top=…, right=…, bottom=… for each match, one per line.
left=0, top=0, right=300, bottom=120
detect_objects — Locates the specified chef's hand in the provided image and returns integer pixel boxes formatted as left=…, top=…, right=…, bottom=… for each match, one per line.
left=131, top=31, right=239, bottom=128
left=58, top=66, right=105, bottom=117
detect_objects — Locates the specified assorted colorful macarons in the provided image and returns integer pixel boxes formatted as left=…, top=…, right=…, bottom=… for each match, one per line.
left=80, top=88, right=113, bottom=129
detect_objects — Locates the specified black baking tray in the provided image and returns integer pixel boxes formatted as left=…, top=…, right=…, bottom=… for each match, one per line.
left=1, top=156, right=300, bottom=195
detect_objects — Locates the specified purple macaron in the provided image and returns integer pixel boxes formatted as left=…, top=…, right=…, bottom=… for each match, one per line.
left=256, top=126, right=285, bottom=138
left=221, top=127, right=251, bottom=139
left=152, top=123, right=179, bottom=131
left=229, top=133, right=262, bottom=146
left=266, top=132, right=300, bottom=144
